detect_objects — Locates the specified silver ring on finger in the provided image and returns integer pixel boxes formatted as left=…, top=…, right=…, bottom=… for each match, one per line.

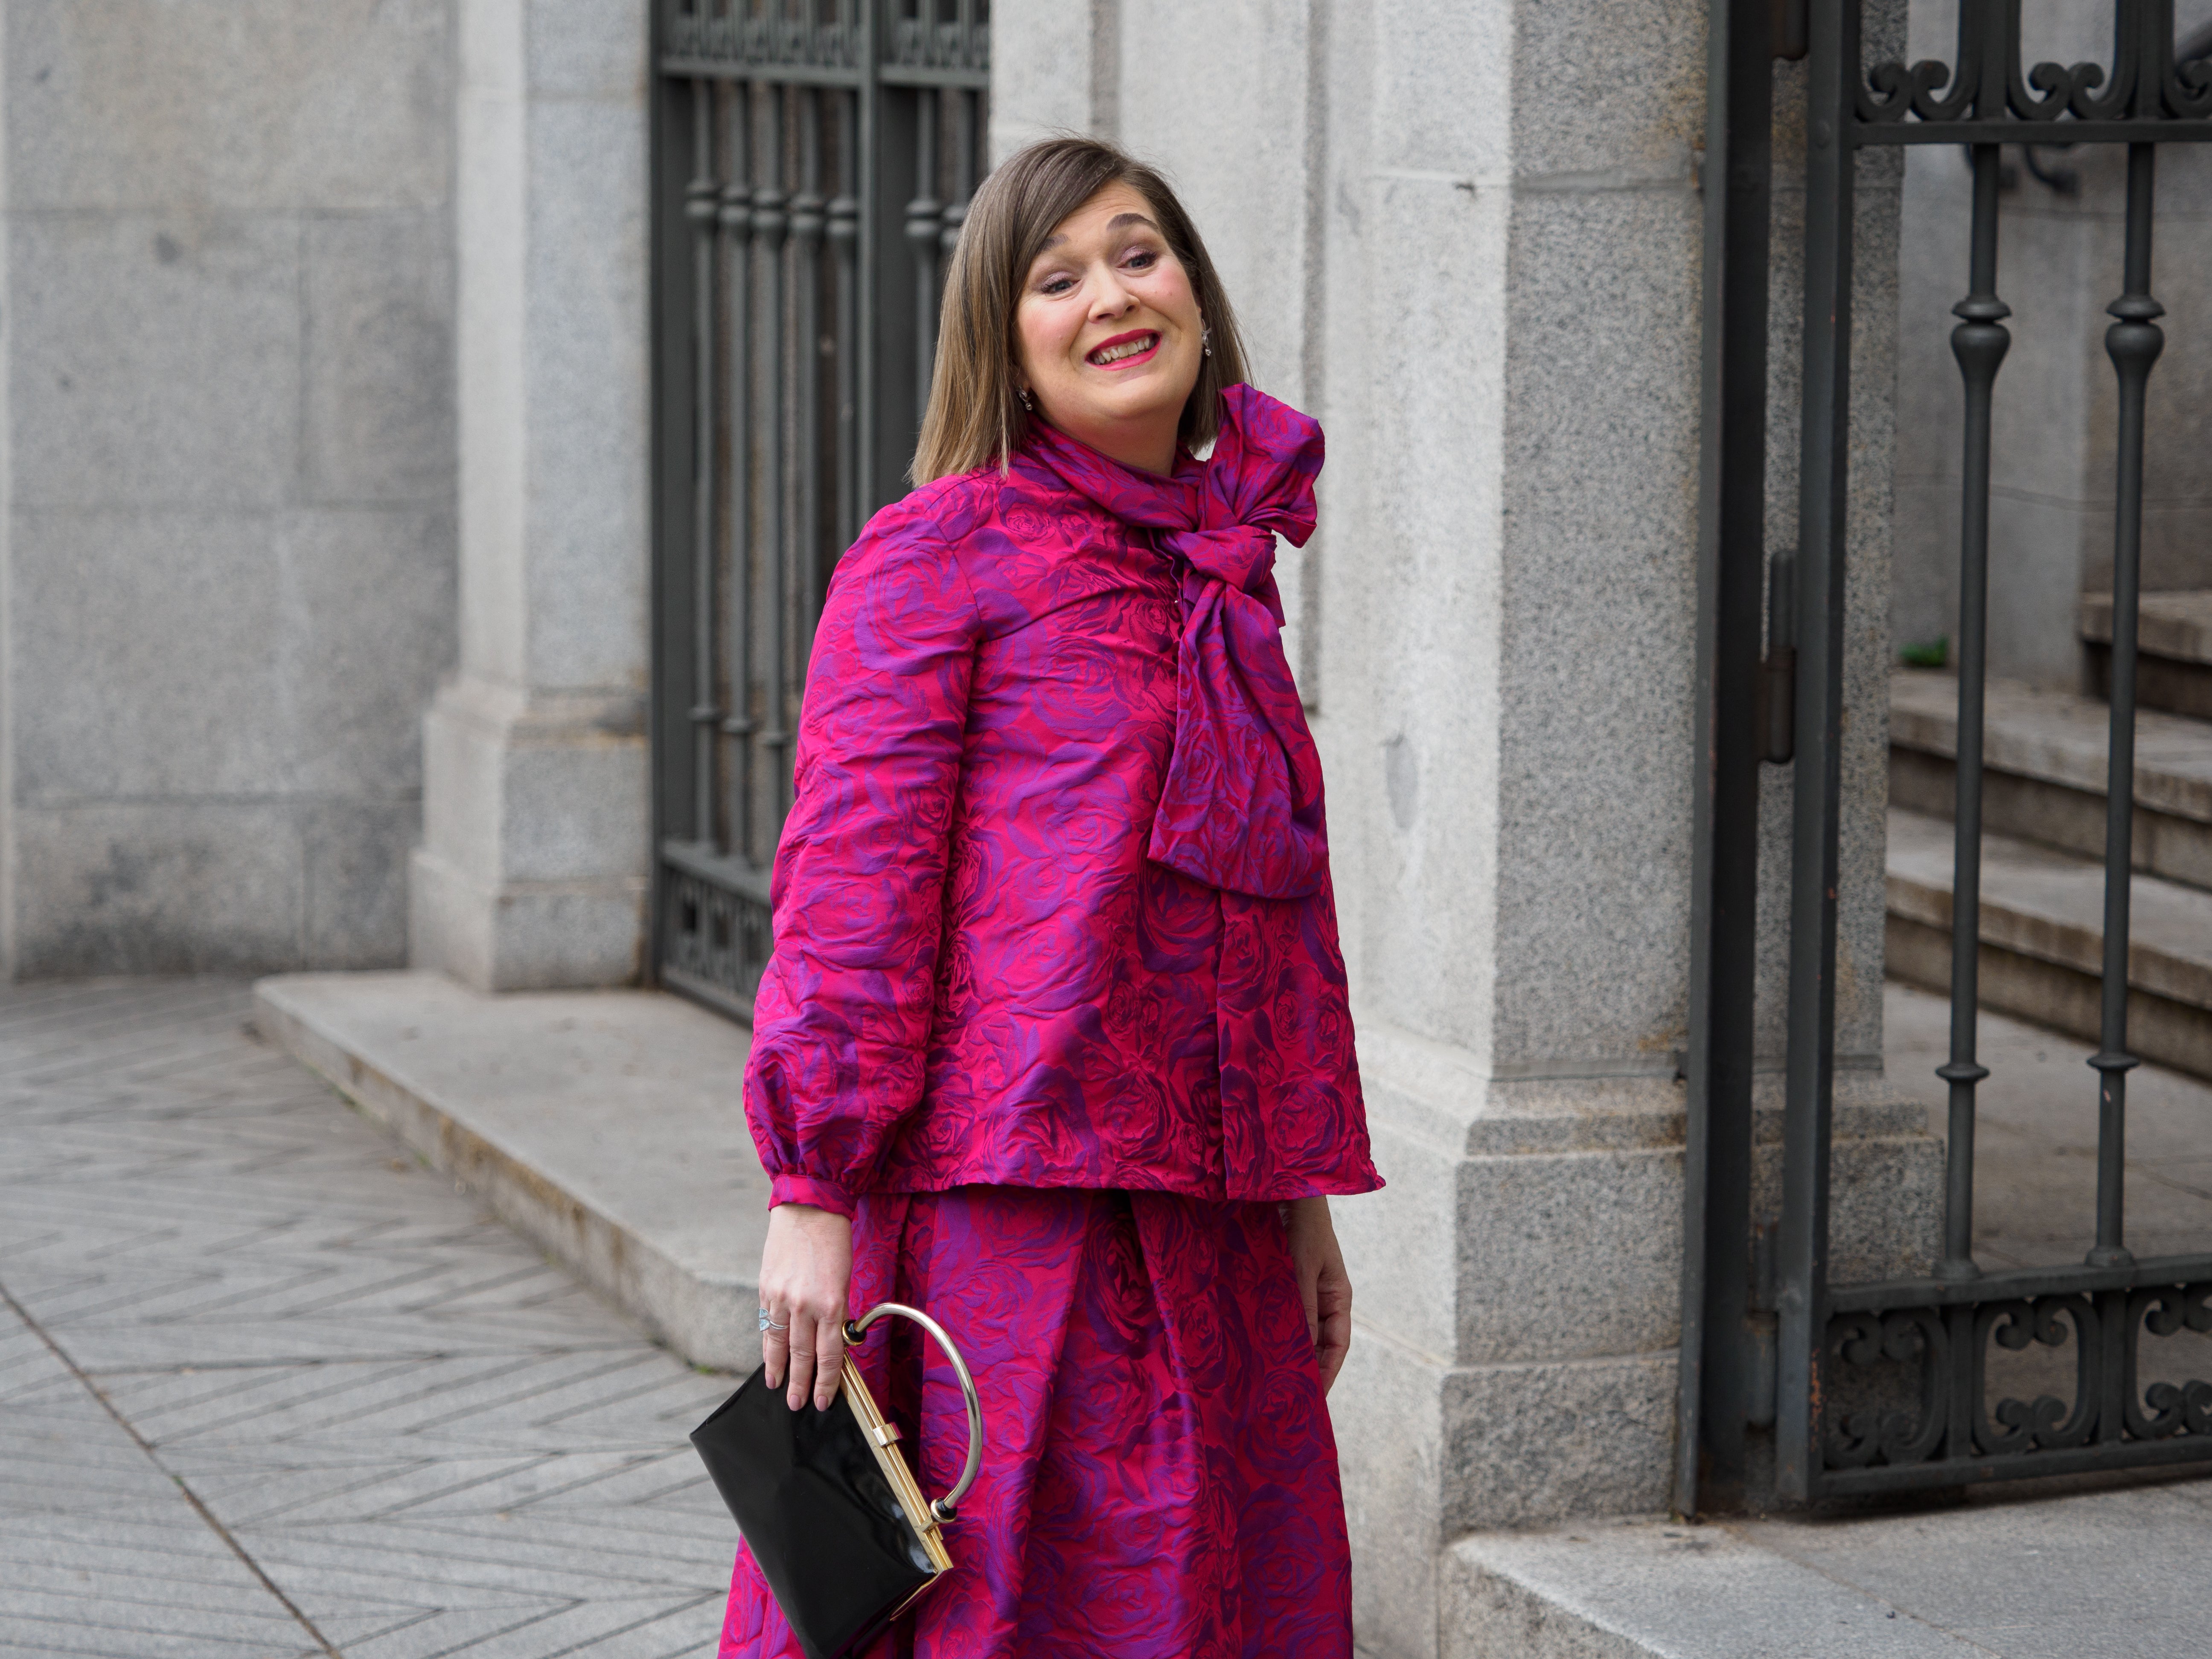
left=757, top=1308, right=789, bottom=1333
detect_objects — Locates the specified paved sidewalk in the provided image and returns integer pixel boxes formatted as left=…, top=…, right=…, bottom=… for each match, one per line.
left=0, top=979, right=738, bottom=1659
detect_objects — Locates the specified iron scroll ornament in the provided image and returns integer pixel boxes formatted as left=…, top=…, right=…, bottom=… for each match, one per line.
left=1823, top=1282, right=2212, bottom=1478
left=1854, top=0, right=2212, bottom=130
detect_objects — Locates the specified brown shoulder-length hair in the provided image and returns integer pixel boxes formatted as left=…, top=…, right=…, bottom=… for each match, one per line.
left=911, top=137, right=1250, bottom=485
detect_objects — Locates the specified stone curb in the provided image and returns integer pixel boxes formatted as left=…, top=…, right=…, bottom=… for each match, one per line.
left=1443, top=1520, right=1983, bottom=1659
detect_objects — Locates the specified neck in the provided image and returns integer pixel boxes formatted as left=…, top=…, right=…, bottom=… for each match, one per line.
left=1048, top=410, right=1180, bottom=477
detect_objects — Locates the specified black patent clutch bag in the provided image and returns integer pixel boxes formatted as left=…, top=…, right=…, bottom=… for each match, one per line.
left=690, top=1303, right=985, bottom=1659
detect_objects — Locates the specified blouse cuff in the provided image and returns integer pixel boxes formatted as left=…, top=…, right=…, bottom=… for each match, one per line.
left=769, top=1172, right=857, bottom=1219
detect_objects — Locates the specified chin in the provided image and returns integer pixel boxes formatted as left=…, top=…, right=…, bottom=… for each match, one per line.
left=1087, top=375, right=1196, bottom=423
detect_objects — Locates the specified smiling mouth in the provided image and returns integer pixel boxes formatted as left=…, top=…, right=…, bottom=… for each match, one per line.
left=1087, top=332, right=1160, bottom=367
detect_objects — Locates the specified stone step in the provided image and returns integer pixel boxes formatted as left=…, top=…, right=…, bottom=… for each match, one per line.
left=1889, top=668, right=2212, bottom=890
left=1446, top=1520, right=1987, bottom=1657
left=1885, top=806, right=2212, bottom=1080
left=1447, top=1490, right=2212, bottom=1658
left=2084, top=590, right=2212, bottom=719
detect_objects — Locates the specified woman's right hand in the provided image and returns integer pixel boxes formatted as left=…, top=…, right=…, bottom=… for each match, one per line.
left=758, top=1202, right=854, bottom=1411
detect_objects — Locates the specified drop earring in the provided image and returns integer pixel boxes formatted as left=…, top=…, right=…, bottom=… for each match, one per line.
left=1018, top=387, right=1033, bottom=411
left=1201, top=326, right=1212, bottom=359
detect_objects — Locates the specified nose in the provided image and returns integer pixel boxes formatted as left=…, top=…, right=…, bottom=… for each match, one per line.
left=1089, top=268, right=1136, bottom=320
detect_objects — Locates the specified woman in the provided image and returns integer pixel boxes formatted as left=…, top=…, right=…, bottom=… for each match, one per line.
left=722, top=136, right=1380, bottom=1659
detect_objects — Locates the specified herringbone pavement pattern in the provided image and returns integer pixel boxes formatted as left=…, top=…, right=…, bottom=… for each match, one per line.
left=0, top=980, right=739, bottom=1659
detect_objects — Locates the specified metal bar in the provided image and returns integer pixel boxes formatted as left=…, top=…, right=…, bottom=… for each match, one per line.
left=795, top=88, right=826, bottom=667
left=755, top=80, right=792, bottom=828
left=856, top=0, right=881, bottom=510
left=1775, top=0, right=1857, bottom=1505
left=875, top=63, right=993, bottom=89
left=647, top=52, right=705, bottom=990
left=1829, top=1250, right=2212, bottom=1311
left=662, top=834, right=778, bottom=902
left=941, top=76, right=974, bottom=265
left=2090, top=141, right=2163, bottom=1271
left=1677, top=0, right=1777, bottom=1520
left=660, top=59, right=870, bottom=88
left=831, top=83, right=861, bottom=551
left=686, top=81, right=722, bottom=848
left=1937, top=142, right=2011, bottom=1284
left=907, top=85, right=941, bottom=426
left=722, top=79, right=757, bottom=864
left=1820, top=1427, right=2212, bottom=1495
left=1850, top=121, right=2212, bottom=146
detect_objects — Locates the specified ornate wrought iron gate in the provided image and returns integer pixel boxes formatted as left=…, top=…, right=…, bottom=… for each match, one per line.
left=649, top=1, right=989, bottom=1017
left=1682, top=0, right=2212, bottom=1512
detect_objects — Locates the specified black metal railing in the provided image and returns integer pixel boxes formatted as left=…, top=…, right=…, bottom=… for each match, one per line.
left=649, top=0, right=988, bottom=1019
left=1775, top=0, right=2212, bottom=1501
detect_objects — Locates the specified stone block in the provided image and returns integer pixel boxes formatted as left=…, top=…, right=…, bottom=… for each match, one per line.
left=1338, top=1101, right=1465, bottom=1362
left=1506, top=0, right=1705, bottom=183
left=1341, top=171, right=1510, bottom=1050
left=13, top=801, right=303, bottom=975
left=408, top=845, right=647, bottom=991
left=1750, top=1129, right=1944, bottom=1288
left=1116, top=0, right=1314, bottom=402
left=1335, top=1322, right=1677, bottom=1595
left=413, top=675, right=649, bottom=989
left=420, top=681, right=509, bottom=892
left=1333, top=1327, right=1445, bottom=1659
left=1457, top=1145, right=1682, bottom=1366
left=301, top=215, right=457, bottom=506
left=1366, top=0, right=1511, bottom=178
left=521, top=96, right=651, bottom=691
left=1492, top=185, right=1703, bottom=1068
left=501, top=727, right=652, bottom=885
left=1439, top=1350, right=1678, bottom=1535
left=524, top=0, right=649, bottom=99
left=987, top=0, right=1106, bottom=160
left=275, top=508, right=457, bottom=798
left=419, top=678, right=649, bottom=891
left=10, top=214, right=298, bottom=509
left=303, top=798, right=419, bottom=969
left=10, top=509, right=285, bottom=803
left=5, top=0, right=451, bottom=213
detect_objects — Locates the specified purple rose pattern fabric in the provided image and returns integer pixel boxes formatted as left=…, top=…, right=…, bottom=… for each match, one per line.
left=716, top=1184, right=1358, bottom=1659
left=743, top=385, right=1381, bottom=1219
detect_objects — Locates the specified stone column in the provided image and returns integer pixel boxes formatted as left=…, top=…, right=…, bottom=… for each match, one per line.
left=409, top=0, right=654, bottom=990
left=993, top=2, right=1939, bottom=1654
left=989, top=0, right=1122, bottom=156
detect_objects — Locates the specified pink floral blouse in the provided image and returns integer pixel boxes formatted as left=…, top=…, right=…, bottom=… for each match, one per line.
left=742, top=385, right=1380, bottom=1218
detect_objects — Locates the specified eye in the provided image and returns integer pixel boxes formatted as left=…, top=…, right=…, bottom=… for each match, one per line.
left=1038, top=274, right=1075, bottom=296
left=1124, top=249, right=1158, bottom=271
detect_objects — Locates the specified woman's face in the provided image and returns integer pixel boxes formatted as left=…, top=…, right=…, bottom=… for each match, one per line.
left=1014, top=182, right=1205, bottom=475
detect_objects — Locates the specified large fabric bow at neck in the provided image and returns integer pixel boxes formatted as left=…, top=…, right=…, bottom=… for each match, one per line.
left=1025, top=384, right=1328, bottom=900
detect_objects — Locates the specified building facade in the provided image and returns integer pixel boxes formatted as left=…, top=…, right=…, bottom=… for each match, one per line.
left=40, top=1, right=2212, bottom=1653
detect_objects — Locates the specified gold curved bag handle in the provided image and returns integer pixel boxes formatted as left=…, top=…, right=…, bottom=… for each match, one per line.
left=843, top=1302, right=985, bottom=1523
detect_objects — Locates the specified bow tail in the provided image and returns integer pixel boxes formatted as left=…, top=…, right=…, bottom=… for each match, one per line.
left=1145, top=583, right=1327, bottom=901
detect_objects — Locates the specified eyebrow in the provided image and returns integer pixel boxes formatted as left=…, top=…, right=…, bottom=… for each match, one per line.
left=1039, top=212, right=1161, bottom=250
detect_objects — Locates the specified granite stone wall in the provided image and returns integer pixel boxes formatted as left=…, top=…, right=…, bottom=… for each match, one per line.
left=0, top=0, right=459, bottom=974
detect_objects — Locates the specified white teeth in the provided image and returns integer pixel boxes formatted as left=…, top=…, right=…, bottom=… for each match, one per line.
left=1090, top=333, right=1157, bottom=364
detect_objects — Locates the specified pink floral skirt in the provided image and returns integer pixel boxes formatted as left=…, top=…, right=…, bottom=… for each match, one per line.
left=716, top=1185, right=1355, bottom=1659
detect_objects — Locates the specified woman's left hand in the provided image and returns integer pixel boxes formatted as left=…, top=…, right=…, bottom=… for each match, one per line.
left=1284, top=1196, right=1352, bottom=1395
